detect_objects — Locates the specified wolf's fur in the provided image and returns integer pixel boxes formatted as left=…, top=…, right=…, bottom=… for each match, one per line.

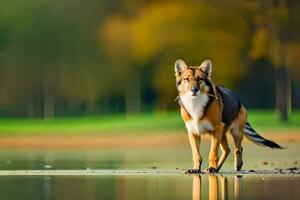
left=175, top=59, right=282, bottom=173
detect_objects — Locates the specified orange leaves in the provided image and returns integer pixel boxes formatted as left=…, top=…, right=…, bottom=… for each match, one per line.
left=100, top=16, right=134, bottom=64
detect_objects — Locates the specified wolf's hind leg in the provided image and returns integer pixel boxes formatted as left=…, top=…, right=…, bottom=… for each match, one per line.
left=231, top=126, right=243, bottom=171
left=231, top=106, right=247, bottom=171
left=217, top=133, right=230, bottom=171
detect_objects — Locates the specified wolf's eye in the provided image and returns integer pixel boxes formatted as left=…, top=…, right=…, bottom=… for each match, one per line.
left=198, top=77, right=204, bottom=83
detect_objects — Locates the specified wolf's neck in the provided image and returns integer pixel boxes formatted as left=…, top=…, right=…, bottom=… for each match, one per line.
left=180, top=94, right=209, bottom=121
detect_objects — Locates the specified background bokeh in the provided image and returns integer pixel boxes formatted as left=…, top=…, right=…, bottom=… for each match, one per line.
left=0, top=3, right=299, bottom=199
left=0, top=0, right=299, bottom=121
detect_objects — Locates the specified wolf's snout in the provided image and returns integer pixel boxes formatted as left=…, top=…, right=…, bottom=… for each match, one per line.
left=191, top=86, right=199, bottom=94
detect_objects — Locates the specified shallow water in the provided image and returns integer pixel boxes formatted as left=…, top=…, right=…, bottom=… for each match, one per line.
left=0, top=142, right=299, bottom=200
left=0, top=174, right=299, bottom=200
left=0, top=142, right=298, bottom=170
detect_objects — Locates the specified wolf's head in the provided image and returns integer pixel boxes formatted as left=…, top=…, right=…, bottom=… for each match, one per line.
left=175, top=59, right=214, bottom=98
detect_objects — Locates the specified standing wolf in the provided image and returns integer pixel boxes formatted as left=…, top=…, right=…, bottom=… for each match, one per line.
left=175, top=59, right=282, bottom=173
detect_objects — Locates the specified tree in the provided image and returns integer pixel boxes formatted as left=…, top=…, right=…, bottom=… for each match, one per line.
left=249, top=0, right=300, bottom=121
left=0, top=0, right=106, bottom=117
left=101, top=1, right=251, bottom=111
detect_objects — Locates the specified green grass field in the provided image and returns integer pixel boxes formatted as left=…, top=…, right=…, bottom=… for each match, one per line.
left=0, top=110, right=299, bottom=136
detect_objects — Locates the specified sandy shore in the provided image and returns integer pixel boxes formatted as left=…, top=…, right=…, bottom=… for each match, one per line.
left=0, top=131, right=299, bottom=149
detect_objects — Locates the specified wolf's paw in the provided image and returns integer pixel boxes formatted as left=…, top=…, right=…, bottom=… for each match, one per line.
left=235, top=160, right=243, bottom=171
left=185, top=168, right=201, bottom=174
left=205, top=167, right=218, bottom=173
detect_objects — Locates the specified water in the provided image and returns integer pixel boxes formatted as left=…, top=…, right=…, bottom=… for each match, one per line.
left=0, top=142, right=298, bottom=170
left=0, top=142, right=299, bottom=199
left=0, top=174, right=298, bottom=200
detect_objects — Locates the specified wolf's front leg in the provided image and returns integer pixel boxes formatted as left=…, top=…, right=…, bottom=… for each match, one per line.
left=206, top=126, right=223, bottom=173
left=186, top=133, right=202, bottom=173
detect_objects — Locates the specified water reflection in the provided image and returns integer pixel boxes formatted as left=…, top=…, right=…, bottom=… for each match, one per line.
left=43, top=176, right=52, bottom=200
left=234, top=175, right=242, bottom=200
left=192, top=175, right=242, bottom=200
left=0, top=174, right=298, bottom=200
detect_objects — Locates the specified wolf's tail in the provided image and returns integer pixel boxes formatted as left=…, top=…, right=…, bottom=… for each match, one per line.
left=244, top=122, right=283, bottom=149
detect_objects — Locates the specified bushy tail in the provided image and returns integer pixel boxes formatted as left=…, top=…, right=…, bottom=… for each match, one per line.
left=244, top=122, right=283, bottom=149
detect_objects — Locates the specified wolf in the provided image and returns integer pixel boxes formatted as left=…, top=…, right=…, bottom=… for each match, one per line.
left=174, top=59, right=282, bottom=173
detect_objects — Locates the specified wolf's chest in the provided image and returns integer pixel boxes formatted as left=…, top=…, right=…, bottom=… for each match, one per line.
left=180, top=94, right=214, bottom=134
left=185, top=120, right=214, bottom=135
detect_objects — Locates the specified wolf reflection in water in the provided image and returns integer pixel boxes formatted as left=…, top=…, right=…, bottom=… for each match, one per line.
left=192, top=175, right=242, bottom=200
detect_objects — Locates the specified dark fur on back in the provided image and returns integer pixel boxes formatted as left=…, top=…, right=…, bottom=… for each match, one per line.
left=217, top=86, right=241, bottom=128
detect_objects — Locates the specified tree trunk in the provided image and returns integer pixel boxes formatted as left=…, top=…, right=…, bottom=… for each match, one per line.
left=43, top=89, right=55, bottom=119
left=43, top=68, right=55, bottom=119
left=276, top=67, right=291, bottom=122
left=86, top=98, right=97, bottom=115
left=27, top=93, right=35, bottom=117
left=125, top=69, right=141, bottom=114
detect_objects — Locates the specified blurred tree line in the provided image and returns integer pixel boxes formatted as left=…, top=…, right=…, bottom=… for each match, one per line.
left=0, top=0, right=299, bottom=120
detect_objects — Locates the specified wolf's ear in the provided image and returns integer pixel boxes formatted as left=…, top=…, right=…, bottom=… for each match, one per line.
left=199, top=59, right=212, bottom=77
left=175, top=59, right=188, bottom=76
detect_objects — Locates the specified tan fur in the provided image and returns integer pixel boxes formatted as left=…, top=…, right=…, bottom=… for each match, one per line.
left=201, top=98, right=222, bottom=126
left=180, top=106, right=192, bottom=121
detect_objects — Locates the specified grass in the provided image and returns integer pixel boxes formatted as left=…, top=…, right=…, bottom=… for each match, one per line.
left=247, top=110, right=300, bottom=129
left=0, top=110, right=298, bottom=136
left=0, top=112, right=184, bottom=136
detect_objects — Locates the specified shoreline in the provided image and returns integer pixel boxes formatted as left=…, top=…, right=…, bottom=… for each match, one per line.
left=0, top=168, right=299, bottom=176
left=0, top=132, right=299, bottom=149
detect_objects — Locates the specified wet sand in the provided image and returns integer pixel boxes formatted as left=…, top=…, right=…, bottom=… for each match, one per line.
left=0, top=167, right=299, bottom=176
left=0, top=131, right=299, bottom=149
